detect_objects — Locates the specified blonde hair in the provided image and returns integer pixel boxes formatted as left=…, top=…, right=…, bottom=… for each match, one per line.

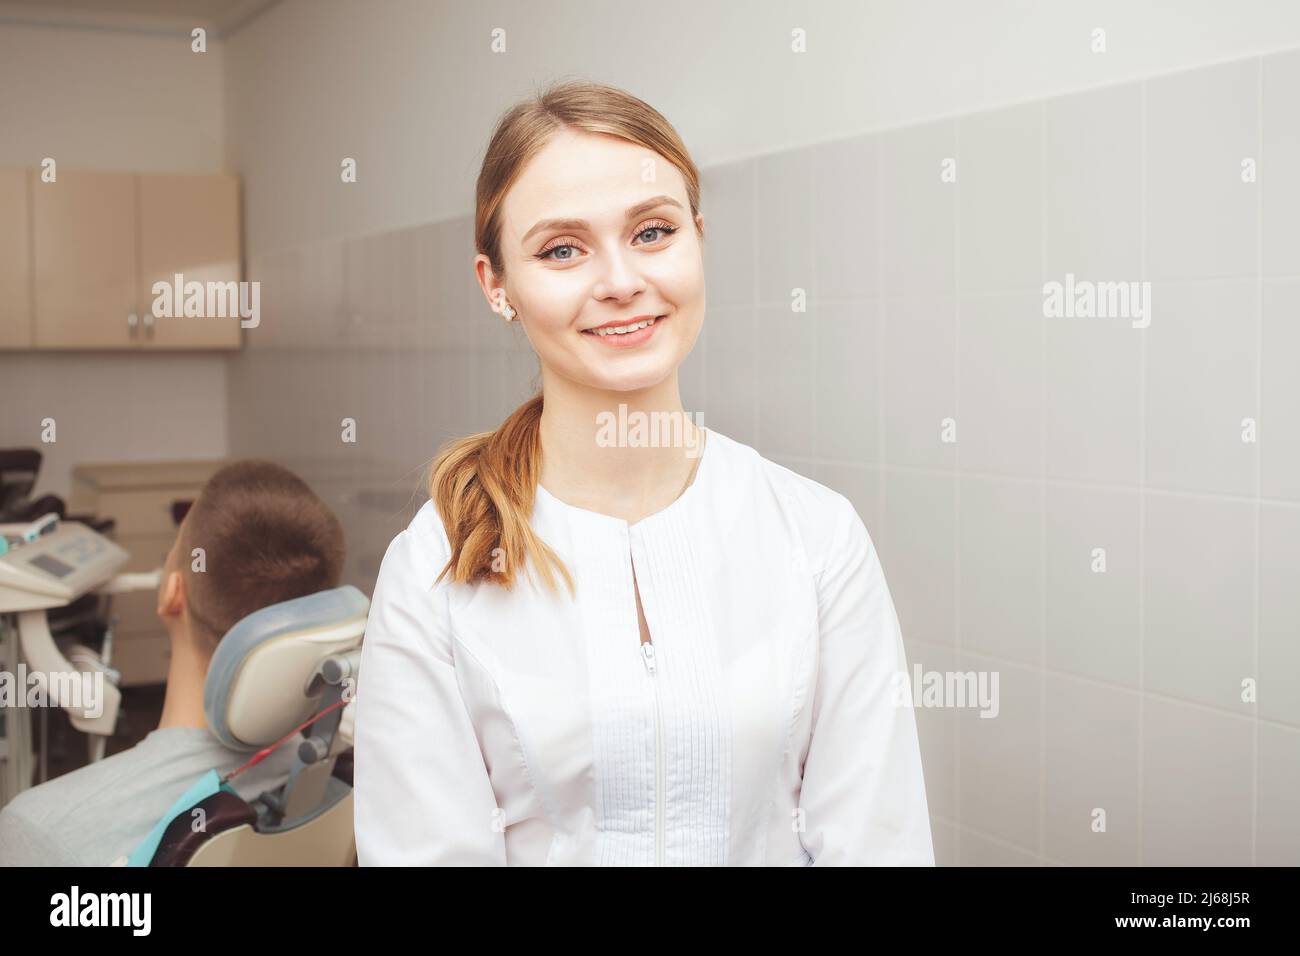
left=430, top=79, right=703, bottom=596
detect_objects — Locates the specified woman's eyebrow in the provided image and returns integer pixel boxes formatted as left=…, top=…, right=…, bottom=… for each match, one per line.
left=521, top=195, right=684, bottom=244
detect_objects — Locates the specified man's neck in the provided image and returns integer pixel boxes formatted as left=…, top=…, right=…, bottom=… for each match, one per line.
left=157, top=629, right=211, bottom=731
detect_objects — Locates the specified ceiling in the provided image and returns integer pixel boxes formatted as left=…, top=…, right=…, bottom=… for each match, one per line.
left=0, top=0, right=278, bottom=36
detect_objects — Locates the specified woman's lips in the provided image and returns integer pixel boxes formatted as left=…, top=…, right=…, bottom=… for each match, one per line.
left=581, top=315, right=664, bottom=348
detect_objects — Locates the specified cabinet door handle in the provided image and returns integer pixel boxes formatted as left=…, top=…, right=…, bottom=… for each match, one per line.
left=127, top=313, right=139, bottom=338
left=142, top=312, right=155, bottom=338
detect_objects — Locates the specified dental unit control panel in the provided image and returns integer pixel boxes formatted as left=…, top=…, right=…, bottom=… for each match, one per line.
left=0, top=520, right=130, bottom=613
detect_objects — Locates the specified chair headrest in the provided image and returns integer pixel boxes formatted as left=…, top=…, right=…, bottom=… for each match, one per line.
left=204, top=585, right=369, bottom=751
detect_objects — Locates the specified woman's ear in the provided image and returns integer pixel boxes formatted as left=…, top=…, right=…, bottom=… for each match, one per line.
left=474, top=254, right=506, bottom=312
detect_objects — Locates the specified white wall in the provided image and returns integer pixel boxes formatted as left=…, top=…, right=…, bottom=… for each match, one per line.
left=0, top=21, right=229, bottom=500
left=0, top=21, right=224, bottom=171
left=2, top=354, right=229, bottom=499
left=223, top=0, right=1300, bottom=254
left=6, top=0, right=1299, bottom=498
left=219, top=0, right=1300, bottom=867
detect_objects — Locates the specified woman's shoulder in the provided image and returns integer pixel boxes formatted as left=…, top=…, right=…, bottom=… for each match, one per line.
left=408, top=497, right=452, bottom=552
left=707, top=430, right=869, bottom=572
left=376, top=499, right=453, bottom=582
left=711, top=429, right=858, bottom=521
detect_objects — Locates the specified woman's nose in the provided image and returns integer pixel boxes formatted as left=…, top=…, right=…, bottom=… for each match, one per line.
left=592, top=246, right=646, bottom=301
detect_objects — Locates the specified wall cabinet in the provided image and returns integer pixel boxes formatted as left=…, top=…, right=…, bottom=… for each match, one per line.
left=138, top=174, right=242, bottom=349
left=0, top=169, right=242, bottom=351
left=32, top=170, right=137, bottom=349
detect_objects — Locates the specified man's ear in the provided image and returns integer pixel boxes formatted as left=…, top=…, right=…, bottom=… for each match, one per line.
left=157, top=569, right=185, bottom=621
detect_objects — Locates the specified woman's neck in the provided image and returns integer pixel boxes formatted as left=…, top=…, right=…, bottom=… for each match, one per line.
left=536, top=374, right=705, bottom=524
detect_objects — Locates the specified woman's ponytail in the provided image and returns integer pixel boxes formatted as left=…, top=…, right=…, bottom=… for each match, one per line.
left=429, top=391, right=575, bottom=597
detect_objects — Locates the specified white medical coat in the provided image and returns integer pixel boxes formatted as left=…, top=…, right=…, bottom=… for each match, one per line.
left=353, top=428, right=934, bottom=866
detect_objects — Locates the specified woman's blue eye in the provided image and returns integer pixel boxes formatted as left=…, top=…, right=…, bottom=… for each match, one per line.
left=636, top=225, right=677, bottom=244
left=537, top=224, right=677, bottom=261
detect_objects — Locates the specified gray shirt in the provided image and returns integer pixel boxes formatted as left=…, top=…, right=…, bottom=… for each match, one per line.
left=0, top=726, right=298, bottom=866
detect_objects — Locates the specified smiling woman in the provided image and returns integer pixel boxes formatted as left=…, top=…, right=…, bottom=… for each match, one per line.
left=442, top=84, right=711, bottom=589
left=351, top=80, right=935, bottom=867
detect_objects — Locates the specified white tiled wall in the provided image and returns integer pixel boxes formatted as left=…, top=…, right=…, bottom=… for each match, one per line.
left=789, top=49, right=1294, bottom=866
left=228, top=47, right=1300, bottom=866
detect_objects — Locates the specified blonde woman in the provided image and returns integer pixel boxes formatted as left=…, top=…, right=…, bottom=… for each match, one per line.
left=353, top=80, right=934, bottom=866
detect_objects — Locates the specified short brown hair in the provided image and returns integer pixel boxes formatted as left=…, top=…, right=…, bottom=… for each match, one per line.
left=178, top=460, right=345, bottom=648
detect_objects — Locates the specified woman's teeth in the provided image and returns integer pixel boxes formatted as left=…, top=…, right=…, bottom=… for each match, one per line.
left=589, top=316, right=659, bottom=336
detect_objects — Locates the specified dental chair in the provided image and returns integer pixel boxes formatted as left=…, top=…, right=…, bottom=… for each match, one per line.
left=143, top=585, right=368, bottom=867
left=1, top=512, right=369, bottom=866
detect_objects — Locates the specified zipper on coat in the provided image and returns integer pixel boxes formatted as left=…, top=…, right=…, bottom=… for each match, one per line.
left=640, top=639, right=664, bottom=866
left=634, top=537, right=665, bottom=867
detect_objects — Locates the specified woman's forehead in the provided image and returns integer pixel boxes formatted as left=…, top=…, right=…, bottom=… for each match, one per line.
left=502, top=132, right=687, bottom=239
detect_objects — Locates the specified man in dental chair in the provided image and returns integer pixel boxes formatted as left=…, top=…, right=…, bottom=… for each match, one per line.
left=0, top=460, right=346, bottom=866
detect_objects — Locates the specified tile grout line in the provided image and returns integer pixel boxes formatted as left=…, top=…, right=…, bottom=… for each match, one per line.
left=876, top=137, right=886, bottom=560
left=952, top=117, right=962, bottom=865
left=1038, top=98, right=1048, bottom=863
left=810, top=151, right=817, bottom=479
left=1137, top=76, right=1148, bottom=869
left=743, top=271, right=1300, bottom=307
left=939, top=642, right=1288, bottom=729
left=777, top=455, right=1300, bottom=509
left=752, top=160, right=759, bottom=446
left=1252, top=53, right=1264, bottom=869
